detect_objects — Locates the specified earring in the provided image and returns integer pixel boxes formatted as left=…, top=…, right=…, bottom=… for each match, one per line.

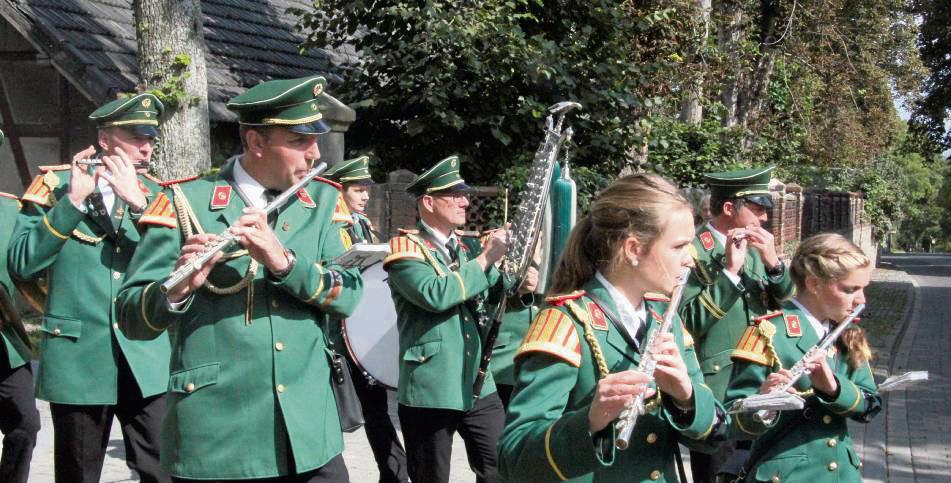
left=630, top=258, right=639, bottom=268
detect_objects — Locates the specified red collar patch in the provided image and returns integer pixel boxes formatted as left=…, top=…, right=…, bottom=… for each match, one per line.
left=700, top=231, right=715, bottom=251
left=785, top=314, right=802, bottom=337
left=587, top=302, right=608, bottom=331
left=210, top=185, right=231, bottom=210
left=648, top=308, right=664, bottom=324
left=296, top=189, right=316, bottom=208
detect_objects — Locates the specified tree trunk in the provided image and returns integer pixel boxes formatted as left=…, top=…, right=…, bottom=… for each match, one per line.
left=717, top=0, right=744, bottom=128
left=133, top=0, right=210, bottom=180
left=680, top=0, right=711, bottom=125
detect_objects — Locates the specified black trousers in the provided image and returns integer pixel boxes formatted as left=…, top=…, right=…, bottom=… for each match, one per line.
left=0, top=360, right=40, bottom=483
left=49, top=355, right=169, bottom=483
left=398, top=393, right=505, bottom=483
left=348, top=355, right=409, bottom=483
left=170, top=454, right=349, bottom=483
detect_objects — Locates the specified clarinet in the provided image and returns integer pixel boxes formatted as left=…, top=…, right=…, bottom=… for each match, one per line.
left=751, top=303, right=865, bottom=422
left=615, top=267, right=691, bottom=450
left=159, top=162, right=328, bottom=294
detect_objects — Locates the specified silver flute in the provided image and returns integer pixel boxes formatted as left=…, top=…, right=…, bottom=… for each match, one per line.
left=615, top=266, right=691, bottom=450
left=76, top=158, right=150, bottom=168
left=751, top=303, right=865, bottom=422
left=159, top=162, right=328, bottom=294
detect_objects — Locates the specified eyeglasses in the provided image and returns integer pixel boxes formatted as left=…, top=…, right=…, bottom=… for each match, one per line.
left=432, top=193, right=470, bottom=203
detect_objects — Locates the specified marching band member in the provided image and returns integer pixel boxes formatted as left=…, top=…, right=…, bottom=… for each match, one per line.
left=0, top=129, right=40, bottom=483
left=499, top=174, right=726, bottom=482
left=323, top=156, right=410, bottom=483
left=723, top=233, right=881, bottom=482
left=680, top=167, right=794, bottom=481
left=116, top=76, right=363, bottom=482
left=384, top=155, right=509, bottom=483
left=7, top=95, right=171, bottom=483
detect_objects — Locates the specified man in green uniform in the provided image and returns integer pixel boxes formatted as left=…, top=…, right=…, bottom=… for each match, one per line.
left=383, top=155, right=508, bottom=483
left=7, top=94, right=171, bottom=483
left=116, top=76, right=363, bottom=482
left=680, top=166, right=794, bottom=482
left=0, top=130, right=41, bottom=483
left=490, top=268, right=539, bottom=409
left=323, top=155, right=409, bottom=483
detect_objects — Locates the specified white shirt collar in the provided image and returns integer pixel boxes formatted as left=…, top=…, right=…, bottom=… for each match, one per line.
left=95, top=173, right=115, bottom=214
left=419, top=219, right=458, bottom=259
left=706, top=222, right=727, bottom=248
left=233, top=157, right=268, bottom=209
left=790, top=298, right=828, bottom=338
left=594, top=271, right=646, bottom=343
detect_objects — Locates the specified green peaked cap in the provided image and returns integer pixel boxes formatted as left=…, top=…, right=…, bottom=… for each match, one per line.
left=704, top=166, right=775, bottom=208
left=227, top=76, right=330, bottom=135
left=406, top=155, right=470, bottom=197
left=324, top=155, right=373, bottom=184
left=88, top=93, right=164, bottom=137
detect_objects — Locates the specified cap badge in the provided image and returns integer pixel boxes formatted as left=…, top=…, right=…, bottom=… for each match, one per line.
left=142, top=98, right=151, bottom=108
left=313, top=83, right=323, bottom=96
left=310, top=102, right=318, bottom=111
left=450, top=158, right=457, bottom=167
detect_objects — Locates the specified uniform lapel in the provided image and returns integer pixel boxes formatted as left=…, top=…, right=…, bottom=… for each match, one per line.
left=273, top=187, right=312, bottom=246
left=584, top=280, right=640, bottom=365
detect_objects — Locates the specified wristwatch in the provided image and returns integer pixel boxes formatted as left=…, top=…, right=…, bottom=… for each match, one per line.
left=271, top=249, right=297, bottom=279
left=766, top=260, right=785, bottom=277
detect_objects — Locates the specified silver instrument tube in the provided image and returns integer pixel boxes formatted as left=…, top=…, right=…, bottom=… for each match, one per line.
left=751, top=303, right=865, bottom=421
left=159, top=162, right=328, bottom=294
left=615, top=267, right=691, bottom=450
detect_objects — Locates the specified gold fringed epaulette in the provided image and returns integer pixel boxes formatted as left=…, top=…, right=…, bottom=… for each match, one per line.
left=21, top=174, right=54, bottom=207
left=644, top=292, right=671, bottom=302
left=0, top=192, right=18, bottom=201
left=141, top=173, right=163, bottom=184
left=516, top=307, right=582, bottom=367
left=753, top=311, right=783, bottom=323
left=383, top=236, right=425, bottom=267
left=732, top=320, right=779, bottom=367
left=397, top=228, right=419, bottom=235
left=313, top=176, right=343, bottom=192
left=544, top=290, right=586, bottom=307
left=332, top=193, right=351, bottom=224
left=160, top=175, right=199, bottom=187
left=38, top=164, right=70, bottom=172
left=454, top=229, right=480, bottom=238
left=139, top=192, right=177, bottom=228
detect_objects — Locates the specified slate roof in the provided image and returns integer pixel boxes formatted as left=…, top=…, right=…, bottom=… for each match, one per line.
left=0, top=0, right=350, bottom=121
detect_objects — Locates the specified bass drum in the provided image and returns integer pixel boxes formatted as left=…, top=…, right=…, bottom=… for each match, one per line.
left=342, top=263, right=400, bottom=389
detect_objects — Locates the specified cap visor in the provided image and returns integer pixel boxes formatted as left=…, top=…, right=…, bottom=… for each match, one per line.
left=128, top=125, right=159, bottom=138
left=744, top=195, right=773, bottom=209
left=433, top=182, right=472, bottom=194
left=288, top=119, right=331, bottom=135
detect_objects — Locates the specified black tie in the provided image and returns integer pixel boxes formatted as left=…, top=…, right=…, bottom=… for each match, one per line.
left=634, top=321, right=648, bottom=350
left=445, top=238, right=459, bottom=264
left=264, top=190, right=281, bottom=227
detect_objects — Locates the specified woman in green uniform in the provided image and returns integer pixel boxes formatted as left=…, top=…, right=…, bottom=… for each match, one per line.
left=498, top=174, right=726, bottom=482
left=724, top=233, right=882, bottom=482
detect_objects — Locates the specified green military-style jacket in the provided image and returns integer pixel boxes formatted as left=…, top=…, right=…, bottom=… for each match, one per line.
left=681, top=223, right=794, bottom=401
left=499, top=279, right=725, bottom=482
left=328, top=211, right=376, bottom=350
left=0, top=193, right=31, bottom=369
left=7, top=167, right=170, bottom=404
left=490, top=293, right=537, bottom=387
left=115, top=160, right=364, bottom=479
left=724, top=301, right=881, bottom=482
left=384, top=223, right=505, bottom=410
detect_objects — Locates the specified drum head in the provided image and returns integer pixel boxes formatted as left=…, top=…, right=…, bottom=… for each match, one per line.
left=343, top=264, right=400, bottom=389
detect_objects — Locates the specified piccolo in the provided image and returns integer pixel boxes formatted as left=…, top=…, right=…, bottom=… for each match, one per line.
left=76, top=158, right=150, bottom=168
left=159, top=162, right=328, bottom=294
left=751, top=303, right=865, bottom=422
left=615, top=267, right=691, bottom=450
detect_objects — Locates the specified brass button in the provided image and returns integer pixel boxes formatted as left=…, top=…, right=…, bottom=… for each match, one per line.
left=53, top=328, right=61, bottom=336
left=113, top=271, right=121, bottom=280
left=185, top=383, right=195, bottom=393
left=827, top=462, right=838, bottom=471
left=417, top=356, right=426, bottom=362
left=113, top=297, right=117, bottom=304
left=277, top=384, right=286, bottom=393
left=823, top=415, right=833, bottom=424
left=275, top=342, right=284, bottom=351
left=271, top=300, right=279, bottom=308
left=113, top=323, right=119, bottom=330
left=115, top=247, right=121, bottom=254
left=827, top=438, right=837, bottom=447
left=646, top=433, right=658, bottom=444
left=713, top=364, right=721, bottom=372
left=771, top=476, right=780, bottom=483
left=649, top=470, right=661, bottom=480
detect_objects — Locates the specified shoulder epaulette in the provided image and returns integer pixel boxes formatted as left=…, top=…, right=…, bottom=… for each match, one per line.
left=21, top=175, right=54, bottom=207
left=732, top=321, right=778, bottom=367
left=454, top=229, right=480, bottom=238
left=753, top=311, right=783, bottom=324
left=313, top=176, right=343, bottom=192
left=544, top=290, right=586, bottom=306
left=332, top=193, right=351, bottom=223
left=516, top=307, right=582, bottom=367
left=139, top=192, right=177, bottom=228
left=141, top=173, right=163, bottom=184
left=383, top=236, right=426, bottom=267
left=0, top=192, right=18, bottom=201
left=397, top=228, right=419, bottom=235
left=160, top=175, right=199, bottom=187
left=644, top=292, right=671, bottom=302
left=39, top=164, right=70, bottom=172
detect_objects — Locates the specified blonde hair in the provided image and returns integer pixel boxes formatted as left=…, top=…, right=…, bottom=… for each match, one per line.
left=549, top=173, right=691, bottom=295
left=791, top=233, right=872, bottom=368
